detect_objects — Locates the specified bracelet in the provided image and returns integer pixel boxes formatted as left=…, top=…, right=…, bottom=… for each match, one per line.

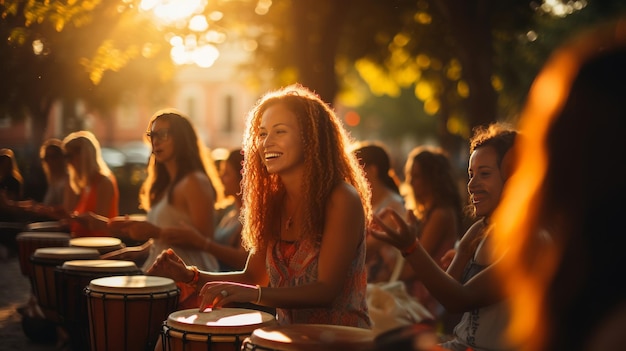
left=186, top=265, right=199, bottom=288
left=255, top=285, right=262, bottom=304
left=401, top=239, right=419, bottom=257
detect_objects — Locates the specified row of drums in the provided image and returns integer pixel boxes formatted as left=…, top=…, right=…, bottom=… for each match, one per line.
left=15, top=223, right=378, bottom=351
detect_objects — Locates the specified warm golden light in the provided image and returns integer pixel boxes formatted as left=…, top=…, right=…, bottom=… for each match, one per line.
left=415, top=81, right=433, bottom=101
left=32, top=39, right=44, bottom=55
left=253, top=330, right=293, bottom=343
left=139, top=0, right=223, bottom=68
left=140, top=0, right=207, bottom=24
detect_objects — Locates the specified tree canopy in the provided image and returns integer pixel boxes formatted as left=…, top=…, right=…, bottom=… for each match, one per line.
left=2, top=0, right=626, bottom=153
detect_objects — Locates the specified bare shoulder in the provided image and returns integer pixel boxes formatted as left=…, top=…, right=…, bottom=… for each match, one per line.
left=178, top=171, right=213, bottom=191
left=328, top=182, right=362, bottom=209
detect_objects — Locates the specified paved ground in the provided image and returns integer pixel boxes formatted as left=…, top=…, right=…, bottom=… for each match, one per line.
left=0, top=244, right=58, bottom=351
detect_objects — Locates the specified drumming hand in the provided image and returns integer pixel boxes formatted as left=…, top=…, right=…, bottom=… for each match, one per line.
left=370, top=208, right=419, bottom=252
left=199, top=282, right=260, bottom=311
left=122, top=221, right=161, bottom=241
left=146, top=248, right=192, bottom=283
left=70, top=211, right=110, bottom=232
left=159, top=222, right=206, bottom=248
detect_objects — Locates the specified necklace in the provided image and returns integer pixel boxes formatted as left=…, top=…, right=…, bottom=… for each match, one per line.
left=283, top=196, right=301, bottom=231
left=286, top=215, right=294, bottom=230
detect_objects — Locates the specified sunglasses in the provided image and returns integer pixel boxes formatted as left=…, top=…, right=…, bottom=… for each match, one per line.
left=146, top=129, right=171, bottom=143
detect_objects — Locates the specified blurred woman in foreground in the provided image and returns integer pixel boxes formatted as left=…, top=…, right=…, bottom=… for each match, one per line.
left=492, top=18, right=626, bottom=351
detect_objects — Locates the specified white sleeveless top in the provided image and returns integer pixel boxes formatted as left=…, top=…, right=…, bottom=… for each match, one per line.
left=142, top=194, right=219, bottom=272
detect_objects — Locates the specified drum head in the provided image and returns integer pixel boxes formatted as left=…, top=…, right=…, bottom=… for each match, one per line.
left=16, top=232, right=71, bottom=241
left=70, top=237, right=122, bottom=250
left=25, top=221, right=68, bottom=232
left=249, top=324, right=374, bottom=351
left=88, top=275, right=177, bottom=295
left=167, top=308, right=276, bottom=336
left=32, top=247, right=100, bottom=260
left=61, top=259, right=139, bottom=273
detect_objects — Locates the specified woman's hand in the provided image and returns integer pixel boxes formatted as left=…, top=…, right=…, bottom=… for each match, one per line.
left=159, top=222, right=208, bottom=249
left=370, top=208, right=420, bottom=253
left=114, top=220, right=161, bottom=241
left=146, top=248, right=194, bottom=282
left=198, top=281, right=260, bottom=311
left=440, top=249, right=456, bottom=270
left=69, top=211, right=110, bottom=232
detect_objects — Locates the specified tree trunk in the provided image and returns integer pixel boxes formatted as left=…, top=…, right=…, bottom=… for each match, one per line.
left=290, top=0, right=354, bottom=105
left=434, top=0, right=497, bottom=130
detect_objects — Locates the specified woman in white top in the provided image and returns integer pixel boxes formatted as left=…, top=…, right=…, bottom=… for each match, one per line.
left=109, top=109, right=223, bottom=273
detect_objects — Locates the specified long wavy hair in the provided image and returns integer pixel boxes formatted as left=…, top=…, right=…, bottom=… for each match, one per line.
left=62, top=131, right=112, bottom=195
left=240, top=84, right=372, bottom=252
left=139, top=109, right=223, bottom=211
left=405, top=145, right=463, bottom=236
left=39, top=138, right=66, bottom=184
left=0, top=148, right=23, bottom=183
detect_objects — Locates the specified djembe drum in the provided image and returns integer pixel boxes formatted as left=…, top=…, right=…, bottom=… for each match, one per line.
left=241, top=324, right=375, bottom=351
left=85, top=275, right=179, bottom=351
left=69, top=236, right=125, bottom=255
left=161, top=308, right=277, bottom=351
left=30, top=247, right=101, bottom=323
left=16, top=231, right=70, bottom=277
left=55, top=259, right=143, bottom=351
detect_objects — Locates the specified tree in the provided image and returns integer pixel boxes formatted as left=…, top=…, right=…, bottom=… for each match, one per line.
left=0, top=0, right=174, bottom=149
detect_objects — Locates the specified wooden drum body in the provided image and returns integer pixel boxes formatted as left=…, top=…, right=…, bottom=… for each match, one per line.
left=55, top=259, right=142, bottom=351
left=69, top=236, right=125, bottom=255
left=16, top=231, right=70, bottom=277
left=162, top=308, right=277, bottom=351
left=30, top=247, right=101, bottom=322
left=85, top=275, right=179, bottom=351
left=242, top=324, right=375, bottom=351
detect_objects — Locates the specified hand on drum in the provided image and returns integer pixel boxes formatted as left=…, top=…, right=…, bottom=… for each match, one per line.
left=158, top=222, right=207, bottom=248
left=146, top=248, right=193, bottom=283
left=70, top=211, right=110, bottom=232
left=110, top=219, right=160, bottom=241
left=370, top=208, right=420, bottom=252
left=199, top=282, right=260, bottom=311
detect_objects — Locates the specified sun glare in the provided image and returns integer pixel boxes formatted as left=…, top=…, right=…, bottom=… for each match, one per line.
left=140, top=0, right=207, bottom=24
left=140, top=0, right=224, bottom=68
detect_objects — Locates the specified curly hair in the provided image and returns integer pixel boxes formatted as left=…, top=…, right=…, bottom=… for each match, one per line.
left=139, top=108, right=224, bottom=211
left=469, top=123, right=517, bottom=168
left=240, top=84, right=372, bottom=252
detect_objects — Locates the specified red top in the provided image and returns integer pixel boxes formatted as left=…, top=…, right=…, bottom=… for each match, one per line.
left=71, top=174, right=119, bottom=237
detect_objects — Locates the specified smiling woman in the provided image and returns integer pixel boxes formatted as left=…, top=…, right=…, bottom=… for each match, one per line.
left=146, top=84, right=375, bottom=332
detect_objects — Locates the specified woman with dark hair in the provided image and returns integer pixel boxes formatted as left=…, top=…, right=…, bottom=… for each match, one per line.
left=371, top=123, right=520, bottom=350
left=39, top=138, right=70, bottom=207
left=149, top=84, right=372, bottom=328
left=401, top=145, right=464, bottom=318
left=352, top=141, right=406, bottom=283
left=0, top=148, right=23, bottom=203
left=106, top=109, right=223, bottom=273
